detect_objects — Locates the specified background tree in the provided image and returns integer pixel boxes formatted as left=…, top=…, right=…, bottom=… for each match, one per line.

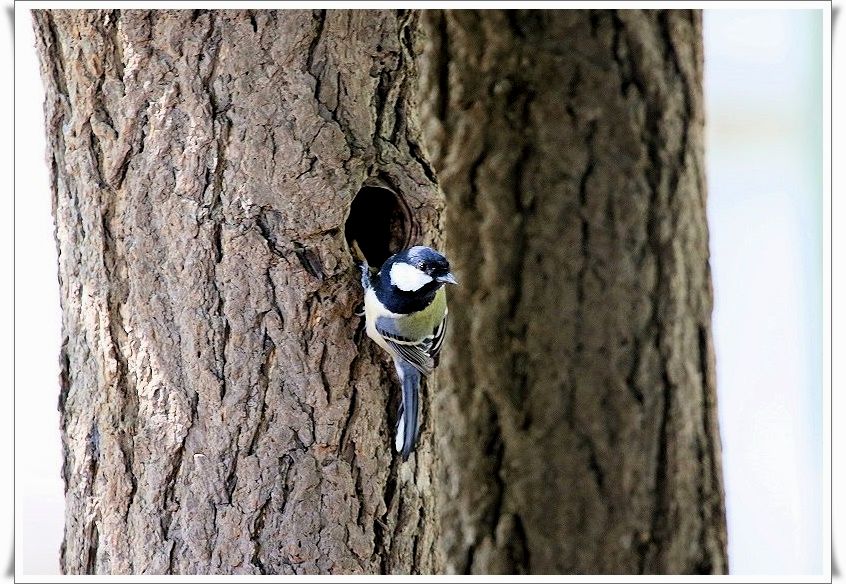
left=34, top=9, right=443, bottom=574
left=419, top=9, right=727, bottom=574
left=34, top=7, right=727, bottom=576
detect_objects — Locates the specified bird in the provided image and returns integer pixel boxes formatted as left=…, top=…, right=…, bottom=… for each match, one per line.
left=359, top=245, right=458, bottom=460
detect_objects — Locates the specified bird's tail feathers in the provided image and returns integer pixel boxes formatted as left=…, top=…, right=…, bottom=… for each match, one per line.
left=395, top=364, right=421, bottom=461
left=351, top=240, right=373, bottom=289
left=350, top=239, right=367, bottom=263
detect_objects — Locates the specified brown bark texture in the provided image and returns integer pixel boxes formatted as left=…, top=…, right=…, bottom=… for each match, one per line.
left=419, top=9, right=728, bottom=574
left=34, top=9, right=444, bottom=575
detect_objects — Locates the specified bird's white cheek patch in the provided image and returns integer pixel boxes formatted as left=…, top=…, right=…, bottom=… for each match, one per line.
left=390, top=263, right=433, bottom=292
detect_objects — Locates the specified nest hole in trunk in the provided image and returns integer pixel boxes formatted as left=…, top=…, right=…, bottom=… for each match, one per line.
left=345, top=184, right=413, bottom=268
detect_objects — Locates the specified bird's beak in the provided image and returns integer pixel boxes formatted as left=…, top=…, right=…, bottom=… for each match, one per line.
left=437, top=272, right=458, bottom=285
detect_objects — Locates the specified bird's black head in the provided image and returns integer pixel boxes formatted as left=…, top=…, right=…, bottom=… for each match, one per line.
left=383, top=245, right=457, bottom=291
left=395, top=246, right=455, bottom=282
left=374, top=246, right=458, bottom=312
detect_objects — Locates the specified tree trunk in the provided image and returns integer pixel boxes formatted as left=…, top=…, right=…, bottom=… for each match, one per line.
left=419, top=9, right=728, bottom=574
left=34, top=9, right=443, bottom=575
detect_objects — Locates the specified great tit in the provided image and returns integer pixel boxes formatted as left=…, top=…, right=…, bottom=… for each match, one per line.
left=360, top=245, right=458, bottom=460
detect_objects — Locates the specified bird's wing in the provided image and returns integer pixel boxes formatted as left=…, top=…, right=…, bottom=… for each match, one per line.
left=429, top=311, right=448, bottom=366
left=375, top=312, right=448, bottom=376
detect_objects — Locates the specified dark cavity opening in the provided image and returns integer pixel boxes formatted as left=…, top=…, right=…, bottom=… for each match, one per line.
left=345, top=184, right=412, bottom=268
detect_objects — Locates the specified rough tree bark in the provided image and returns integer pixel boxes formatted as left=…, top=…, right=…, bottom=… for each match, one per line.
left=34, top=9, right=444, bottom=575
left=419, top=10, right=728, bottom=574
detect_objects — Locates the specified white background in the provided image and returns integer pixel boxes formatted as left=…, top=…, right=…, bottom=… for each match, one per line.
left=8, top=3, right=833, bottom=578
left=704, top=9, right=824, bottom=575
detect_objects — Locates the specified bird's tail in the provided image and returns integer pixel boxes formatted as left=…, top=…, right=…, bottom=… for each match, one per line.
left=394, top=364, right=421, bottom=461
left=351, top=240, right=370, bottom=287
left=358, top=257, right=371, bottom=289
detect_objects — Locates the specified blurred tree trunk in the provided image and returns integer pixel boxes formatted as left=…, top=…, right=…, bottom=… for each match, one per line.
left=419, top=9, right=728, bottom=574
left=34, top=9, right=444, bottom=575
